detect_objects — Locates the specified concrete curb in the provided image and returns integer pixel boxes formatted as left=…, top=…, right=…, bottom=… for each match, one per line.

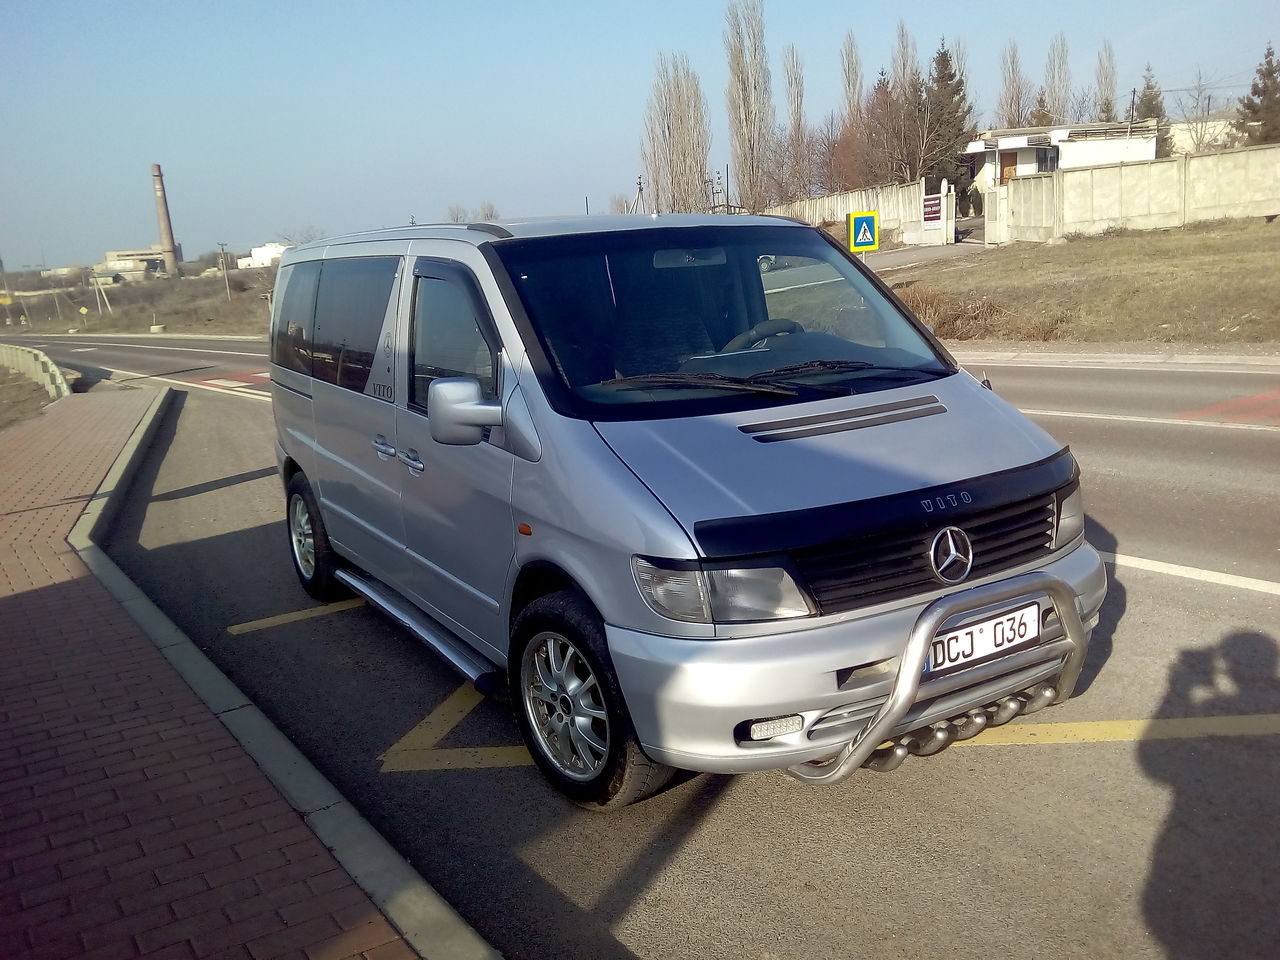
left=66, top=387, right=501, bottom=960
left=0, top=342, right=72, bottom=398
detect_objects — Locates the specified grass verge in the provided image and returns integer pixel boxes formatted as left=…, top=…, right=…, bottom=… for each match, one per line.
left=0, top=368, right=54, bottom=432
left=883, top=218, right=1280, bottom=344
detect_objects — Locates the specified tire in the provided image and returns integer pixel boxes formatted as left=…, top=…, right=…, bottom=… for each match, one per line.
left=285, top=472, right=347, bottom=601
left=510, top=590, right=674, bottom=809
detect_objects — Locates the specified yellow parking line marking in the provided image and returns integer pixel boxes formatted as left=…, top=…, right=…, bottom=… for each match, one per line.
left=383, top=683, right=485, bottom=753
left=378, top=683, right=533, bottom=772
left=226, top=598, right=365, bottom=635
left=953, top=713, right=1280, bottom=747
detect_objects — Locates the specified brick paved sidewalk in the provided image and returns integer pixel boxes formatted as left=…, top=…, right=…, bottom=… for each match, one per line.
left=1, top=390, right=415, bottom=960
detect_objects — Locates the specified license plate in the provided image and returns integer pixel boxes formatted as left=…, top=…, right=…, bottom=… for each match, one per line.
left=928, top=602, right=1041, bottom=676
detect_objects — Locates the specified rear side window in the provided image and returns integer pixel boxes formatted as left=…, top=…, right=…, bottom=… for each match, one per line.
left=271, top=260, right=321, bottom=374
left=410, top=273, right=496, bottom=410
left=311, top=257, right=400, bottom=395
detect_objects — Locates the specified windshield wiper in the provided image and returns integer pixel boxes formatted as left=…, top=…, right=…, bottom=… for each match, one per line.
left=598, top=372, right=798, bottom=396
left=748, top=359, right=950, bottom=381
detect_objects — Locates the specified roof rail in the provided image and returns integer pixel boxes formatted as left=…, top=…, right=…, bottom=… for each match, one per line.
left=466, top=223, right=514, bottom=239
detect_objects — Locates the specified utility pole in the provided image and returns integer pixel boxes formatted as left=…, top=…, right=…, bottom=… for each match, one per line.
left=217, top=242, right=232, bottom=302
left=0, top=252, right=12, bottom=325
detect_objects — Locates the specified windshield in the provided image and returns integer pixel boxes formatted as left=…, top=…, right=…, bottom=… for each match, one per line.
left=493, top=224, right=952, bottom=420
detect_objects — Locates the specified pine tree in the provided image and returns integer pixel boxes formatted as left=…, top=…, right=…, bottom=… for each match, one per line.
left=923, top=41, right=976, bottom=189
left=1236, top=43, right=1280, bottom=144
left=1133, top=64, right=1172, bottom=156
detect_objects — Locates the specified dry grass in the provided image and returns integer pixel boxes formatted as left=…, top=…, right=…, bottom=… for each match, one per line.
left=883, top=218, right=1280, bottom=344
left=0, top=368, right=53, bottom=432
left=13, top=270, right=276, bottom=336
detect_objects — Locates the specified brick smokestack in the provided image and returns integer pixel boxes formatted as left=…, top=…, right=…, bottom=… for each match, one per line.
left=151, top=163, right=180, bottom=278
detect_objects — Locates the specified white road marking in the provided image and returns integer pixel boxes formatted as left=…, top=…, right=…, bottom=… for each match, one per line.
left=70, top=347, right=97, bottom=352
left=1100, top=552, right=1280, bottom=597
left=961, top=359, right=1280, bottom=376
left=764, top=277, right=842, bottom=294
left=206, top=377, right=251, bottom=388
left=107, top=366, right=272, bottom=403
left=1023, top=408, right=1280, bottom=433
left=45, top=339, right=265, bottom=359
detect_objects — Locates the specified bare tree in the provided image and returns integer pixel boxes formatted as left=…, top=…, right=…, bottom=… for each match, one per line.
left=841, top=31, right=863, bottom=127
left=277, top=226, right=326, bottom=245
left=1067, top=88, right=1096, bottom=123
left=1095, top=40, right=1118, bottom=122
left=473, top=201, right=499, bottom=221
left=811, top=111, right=845, bottom=194
left=996, top=40, right=1033, bottom=127
left=723, top=0, right=775, bottom=211
left=1176, top=69, right=1223, bottom=152
left=608, top=194, right=629, bottom=215
left=782, top=44, right=808, bottom=200
left=643, top=51, right=712, bottom=213
left=445, top=205, right=468, bottom=223
left=1044, top=32, right=1071, bottom=123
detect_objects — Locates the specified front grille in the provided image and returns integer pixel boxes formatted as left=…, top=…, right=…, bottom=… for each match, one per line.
left=792, top=493, right=1057, bottom=614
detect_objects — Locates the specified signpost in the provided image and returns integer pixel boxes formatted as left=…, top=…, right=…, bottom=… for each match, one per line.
left=848, top=211, right=879, bottom=256
left=923, top=194, right=942, bottom=227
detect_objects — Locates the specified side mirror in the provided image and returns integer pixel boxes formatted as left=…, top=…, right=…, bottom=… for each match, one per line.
left=427, top=377, right=503, bottom=445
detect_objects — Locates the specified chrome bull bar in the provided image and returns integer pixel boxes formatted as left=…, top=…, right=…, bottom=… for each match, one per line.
left=786, top=571, right=1089, bottom=785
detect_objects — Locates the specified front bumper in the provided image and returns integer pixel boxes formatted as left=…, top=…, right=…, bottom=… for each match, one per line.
left=607, top=540, right=1106, bottom=775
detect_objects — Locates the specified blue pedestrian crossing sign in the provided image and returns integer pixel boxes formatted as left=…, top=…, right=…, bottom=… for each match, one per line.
left=849, top=211, right=879, bottom=252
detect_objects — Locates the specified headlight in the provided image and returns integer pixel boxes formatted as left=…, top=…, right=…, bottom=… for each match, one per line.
left=632, top=557, right=814, bottom=624
left=1054, top=486, right=1085, bottom=548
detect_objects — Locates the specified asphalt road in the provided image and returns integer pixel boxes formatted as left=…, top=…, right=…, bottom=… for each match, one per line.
left=5, top=333, right=1279, bottom=960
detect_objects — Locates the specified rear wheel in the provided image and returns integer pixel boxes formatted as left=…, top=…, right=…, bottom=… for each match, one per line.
left=511, top=590, right=673, bottom=809
left=286, top=472, right=347, bottom=601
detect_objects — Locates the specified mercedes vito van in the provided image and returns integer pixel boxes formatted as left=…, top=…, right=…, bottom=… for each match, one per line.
left=270, top=215, right=1107, bottom=808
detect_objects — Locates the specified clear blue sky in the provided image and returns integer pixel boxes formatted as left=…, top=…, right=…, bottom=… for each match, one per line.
left=4, top=0, right=1276, bottom=269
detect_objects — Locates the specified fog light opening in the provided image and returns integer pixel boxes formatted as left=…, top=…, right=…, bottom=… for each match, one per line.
left=747, top=714, right=804, bottom=741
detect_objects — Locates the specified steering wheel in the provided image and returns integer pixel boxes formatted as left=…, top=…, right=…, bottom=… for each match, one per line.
left=721, top=318, right=803, bottom=353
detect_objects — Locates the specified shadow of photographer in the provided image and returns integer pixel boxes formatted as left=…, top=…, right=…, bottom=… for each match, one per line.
left=1140, top=629, right=1280, bottom=958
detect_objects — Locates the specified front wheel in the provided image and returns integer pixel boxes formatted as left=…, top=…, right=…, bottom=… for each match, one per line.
left=511, top=591, right=673, bottom=809
left=286, top=472, right=347, bottom=601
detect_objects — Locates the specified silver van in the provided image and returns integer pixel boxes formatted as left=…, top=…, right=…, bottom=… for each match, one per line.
left=270, top=216, right=1106, bottom=808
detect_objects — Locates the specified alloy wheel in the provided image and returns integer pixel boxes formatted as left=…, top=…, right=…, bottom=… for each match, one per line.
left=521, top=631, right=611, bottom=781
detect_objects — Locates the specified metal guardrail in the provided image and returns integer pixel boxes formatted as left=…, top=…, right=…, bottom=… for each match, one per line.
left=0, top=343, right=72, bottom=400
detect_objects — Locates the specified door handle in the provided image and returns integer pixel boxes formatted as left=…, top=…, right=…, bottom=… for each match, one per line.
left=371, top=436, right=397, bottom=459
left=397, top=449, right=425, bottom=474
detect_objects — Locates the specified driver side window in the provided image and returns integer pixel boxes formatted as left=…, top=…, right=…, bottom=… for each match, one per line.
left=410, top=275, right=496, bottom=412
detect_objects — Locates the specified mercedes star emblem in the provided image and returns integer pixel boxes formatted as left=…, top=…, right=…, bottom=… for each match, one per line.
left=929, top=526, right=974, bottom=584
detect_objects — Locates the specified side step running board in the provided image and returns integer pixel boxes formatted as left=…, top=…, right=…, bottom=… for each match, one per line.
left=334, top=569, right=506, bottom=696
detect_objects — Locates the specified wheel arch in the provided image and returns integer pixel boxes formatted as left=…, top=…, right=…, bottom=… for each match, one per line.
left=507, top=560, right=600, bottom=633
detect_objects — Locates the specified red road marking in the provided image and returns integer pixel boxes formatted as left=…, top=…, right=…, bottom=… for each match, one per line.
left=1175, top=388, right=1280, bottom=425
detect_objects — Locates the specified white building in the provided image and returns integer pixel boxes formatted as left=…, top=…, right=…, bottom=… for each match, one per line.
left=966, top=119, right=1159, bottom=195
left=236, top=242, right=290, bottom=270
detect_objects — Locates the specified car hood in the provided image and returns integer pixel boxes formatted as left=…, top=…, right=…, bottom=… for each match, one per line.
left=592, top=372, right=1067, bottom=556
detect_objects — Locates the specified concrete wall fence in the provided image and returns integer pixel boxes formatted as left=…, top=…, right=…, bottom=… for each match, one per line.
left=1004, top=142, right=1280, bottom=242
left=764, top=179, right=956, bottom=246
left=1, top=343, right=72, bottom=400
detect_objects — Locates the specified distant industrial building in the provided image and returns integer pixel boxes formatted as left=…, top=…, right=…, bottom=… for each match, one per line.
left=92, top=243, right=184, bottom=282
left=236, top=243, right=289, bottom=270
